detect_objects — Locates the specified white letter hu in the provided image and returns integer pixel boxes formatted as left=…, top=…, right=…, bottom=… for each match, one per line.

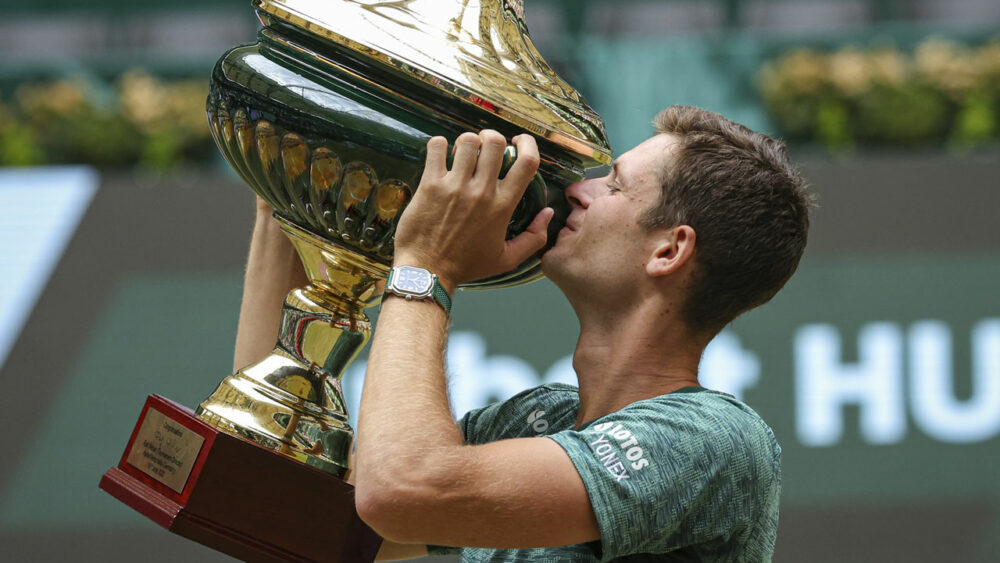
left=796, top=323, right=905, bottom=447
left=910, top=320, right=1000, bottom=443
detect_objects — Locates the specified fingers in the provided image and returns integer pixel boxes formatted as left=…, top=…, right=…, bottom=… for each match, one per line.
left=424, top=131, right=541, bottom=217
left=502, top=207, right=554, bottom=268
left=450, top=132, right=481, bottom=179
left=507, top=134, right=541, bottom=181
left=473, top=130, right=506, bottom=181
left=422, top=136, right=449, bottom=181
left=500, top=134, right=541, bottom=205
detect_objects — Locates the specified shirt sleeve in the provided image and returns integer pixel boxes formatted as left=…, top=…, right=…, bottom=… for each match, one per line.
left=428, top=384, right=581, bottom=557
left=426, top=544, right=462, bottom=556
left=457, top=383, right=580, bottom=444
left=546, top=393, right=781, bottom=561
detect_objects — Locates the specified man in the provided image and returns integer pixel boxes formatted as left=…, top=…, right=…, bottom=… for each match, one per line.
left=236, top=106, right=811, bottom=561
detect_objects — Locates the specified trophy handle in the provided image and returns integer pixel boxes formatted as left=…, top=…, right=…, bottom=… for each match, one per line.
left=197, top=217, right=388, bottom=477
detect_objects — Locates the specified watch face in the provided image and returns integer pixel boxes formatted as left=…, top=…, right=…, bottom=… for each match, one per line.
left=393, top=266, right=434, bottom=296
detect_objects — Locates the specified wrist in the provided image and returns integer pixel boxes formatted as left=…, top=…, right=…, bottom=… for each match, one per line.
left=255, top=207, right=278, bottom=227
left=391, top=255, right=457, bottom=295
left=385, top=264, right=454, bottom=313
left=254, top=195, right=274, bottom=214
left=253, top=210, right=295, bottom=245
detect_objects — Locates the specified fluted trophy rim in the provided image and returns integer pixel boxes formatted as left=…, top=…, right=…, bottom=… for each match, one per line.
left=253, top=0, right=612, bottom=167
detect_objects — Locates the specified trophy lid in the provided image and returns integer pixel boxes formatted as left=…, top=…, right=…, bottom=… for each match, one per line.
left=254, top=0, right=612, bottom=166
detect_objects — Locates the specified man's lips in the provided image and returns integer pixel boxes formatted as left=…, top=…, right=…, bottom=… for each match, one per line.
left=555, top=217, right=579, bottom=241
left=547, top=223, right=575, bottom=253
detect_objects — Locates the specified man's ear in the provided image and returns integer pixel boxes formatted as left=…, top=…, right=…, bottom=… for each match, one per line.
left=646, top=225, right=696, bottom=278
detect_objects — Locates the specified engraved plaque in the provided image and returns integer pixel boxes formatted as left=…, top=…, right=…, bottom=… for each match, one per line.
left=126, top=407, right=205, bottom=493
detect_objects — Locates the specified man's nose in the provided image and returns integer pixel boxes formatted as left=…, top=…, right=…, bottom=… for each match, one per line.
left=565, top=178, right=594, bottom=209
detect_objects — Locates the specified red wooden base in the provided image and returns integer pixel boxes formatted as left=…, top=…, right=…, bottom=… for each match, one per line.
left=100, top=395, right=381, bottom=562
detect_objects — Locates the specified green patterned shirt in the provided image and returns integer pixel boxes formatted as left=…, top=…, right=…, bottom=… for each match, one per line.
left=430, top=383, right=781, bottom=562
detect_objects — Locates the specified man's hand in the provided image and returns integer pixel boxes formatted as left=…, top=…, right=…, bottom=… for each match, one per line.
left=392, top=130, right=554, bottom=292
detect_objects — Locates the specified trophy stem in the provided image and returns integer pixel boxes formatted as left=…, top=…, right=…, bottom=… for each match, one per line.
left=197, top=216, right=389, bottom=477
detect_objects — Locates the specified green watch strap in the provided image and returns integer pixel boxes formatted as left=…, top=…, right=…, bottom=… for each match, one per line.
left=431, top=279, right=452, bottom=313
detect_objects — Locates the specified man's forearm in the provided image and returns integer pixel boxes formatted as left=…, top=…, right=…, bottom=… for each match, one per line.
left=357, top=296, right=463, bottom=469
left=355, top=294, right=469, bottom=534
left=232, top=208, right=308, bottom=371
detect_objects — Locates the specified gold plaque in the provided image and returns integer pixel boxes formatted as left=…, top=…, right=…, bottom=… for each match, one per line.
left=126, top=408, right=206, bottom=494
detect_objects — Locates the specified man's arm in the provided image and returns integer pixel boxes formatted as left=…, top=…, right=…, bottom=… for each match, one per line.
left=232, top=198, right=308, bottom=370
left=354, top=132, right=600, bottom=548
left=235, top=199, right=430, bottom=560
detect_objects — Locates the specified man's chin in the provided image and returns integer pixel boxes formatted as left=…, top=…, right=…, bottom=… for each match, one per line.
left=540, top=249, right=565, bottom=279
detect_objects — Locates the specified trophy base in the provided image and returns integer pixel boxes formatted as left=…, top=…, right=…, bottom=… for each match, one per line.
left=100, top=395, right=381, bottom=562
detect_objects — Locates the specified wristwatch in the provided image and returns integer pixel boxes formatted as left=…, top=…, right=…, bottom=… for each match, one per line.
left=384, top=265, right=452, bottom=314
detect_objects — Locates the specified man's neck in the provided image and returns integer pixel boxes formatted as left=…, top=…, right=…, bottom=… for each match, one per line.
left=571, top=306, right=704, bottom=427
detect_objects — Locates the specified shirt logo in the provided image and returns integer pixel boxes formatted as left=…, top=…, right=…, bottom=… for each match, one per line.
left=527, top=409, right=549, bottom=435
left=590, top=421, right=650, bottom=482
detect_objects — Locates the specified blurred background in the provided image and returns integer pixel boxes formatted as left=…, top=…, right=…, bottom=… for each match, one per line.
left=1, top=0, right=998, bottom=561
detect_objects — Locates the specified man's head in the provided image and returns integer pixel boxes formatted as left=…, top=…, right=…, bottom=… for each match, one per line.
left=640, top=106, right=812, bottom=337
left=543, top=106, right=810, bottom=339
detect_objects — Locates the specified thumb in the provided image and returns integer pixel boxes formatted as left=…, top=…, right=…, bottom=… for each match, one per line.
left=501, top=207, right=554, bottom=269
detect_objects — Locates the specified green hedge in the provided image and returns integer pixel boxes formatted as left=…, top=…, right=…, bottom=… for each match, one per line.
left=0, top=70, right=214, bottom=170
left=758, top=38, right=1000, bottom=151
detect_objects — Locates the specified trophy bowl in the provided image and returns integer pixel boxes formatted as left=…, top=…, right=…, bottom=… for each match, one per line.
left=198, top=0, right=612, bottom=478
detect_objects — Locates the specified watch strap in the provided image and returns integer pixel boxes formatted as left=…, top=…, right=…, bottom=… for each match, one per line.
left=430, top=278, right=452, bottom=313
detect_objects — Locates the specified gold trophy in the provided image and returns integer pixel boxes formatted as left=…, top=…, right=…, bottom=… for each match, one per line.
left=101, top=1, right=610, bottom=561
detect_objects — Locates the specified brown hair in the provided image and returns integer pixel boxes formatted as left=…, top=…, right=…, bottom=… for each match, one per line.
left=642, top=106, right=813, bottom=336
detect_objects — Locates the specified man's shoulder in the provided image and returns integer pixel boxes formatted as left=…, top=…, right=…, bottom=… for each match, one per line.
left=589, top=388, right=782, bottom=482
left=486, top=382, right=581, bottom=418
left=517, top=382, right=581, bottom=404
left=625, top=388, right=778, bottom=444
left=460, top=383, right=580, bottom=443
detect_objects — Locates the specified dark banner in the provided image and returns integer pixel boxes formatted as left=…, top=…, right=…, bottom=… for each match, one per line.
left=0, top=157, right=997, bottom=562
